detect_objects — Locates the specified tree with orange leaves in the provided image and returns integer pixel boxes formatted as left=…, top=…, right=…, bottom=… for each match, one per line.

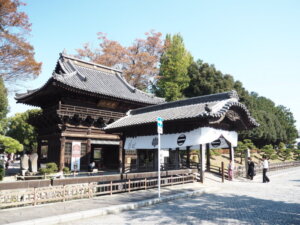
left=0, top=0, right=41, bottom=84
left=76, top=30, right=164, bottom=90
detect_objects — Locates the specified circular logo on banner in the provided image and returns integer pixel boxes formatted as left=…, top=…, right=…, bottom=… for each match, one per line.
left=177, top=134, right=186, bottom=146
left=211, top=139, right=221, bottom=148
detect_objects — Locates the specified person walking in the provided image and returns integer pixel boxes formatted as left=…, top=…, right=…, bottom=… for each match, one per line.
left=247, top=157, right=255, bottom=180
left=262, top=156, right=270, bottom=183
left=228, top=160, right=234, bottom=181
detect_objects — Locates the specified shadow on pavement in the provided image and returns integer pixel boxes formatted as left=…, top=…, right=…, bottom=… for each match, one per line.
left=123, top=193, right=300, bottom=225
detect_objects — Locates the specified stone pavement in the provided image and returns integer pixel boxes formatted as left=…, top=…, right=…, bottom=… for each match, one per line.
left=65, top=167, right=300, bottom=225
left=1, top=167, right=300, bottom=225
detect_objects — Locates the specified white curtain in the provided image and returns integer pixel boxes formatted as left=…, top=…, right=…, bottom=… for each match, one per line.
left=124, top=127, right=238, bottom=150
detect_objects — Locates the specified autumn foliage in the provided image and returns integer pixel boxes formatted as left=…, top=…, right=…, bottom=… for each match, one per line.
left=76, top=30, right=164, bottom=90
left=0, top=0, right=41, bottom=83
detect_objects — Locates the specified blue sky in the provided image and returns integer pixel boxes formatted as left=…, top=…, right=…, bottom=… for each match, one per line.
left=8, top=0, right=300, bottom=130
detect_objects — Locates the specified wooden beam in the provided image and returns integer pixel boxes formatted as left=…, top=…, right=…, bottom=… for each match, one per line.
left=61, top=133, right=120, bottom=139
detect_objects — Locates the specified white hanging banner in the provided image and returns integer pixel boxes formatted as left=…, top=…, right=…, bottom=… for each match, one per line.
left=71, top=142, right=81, bottom=171
left=124, top=127, right=238, bottom=150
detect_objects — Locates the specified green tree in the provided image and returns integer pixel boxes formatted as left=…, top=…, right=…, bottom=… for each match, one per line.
left=261, top=144, right=277, bottom=160
left=156, top=34, right=192, bottom=101
left=235, top=139, right=255, bottom=163
left=184, top=60, right=235, bottom=97
left=0, top=77, right=8, bottom=120
left=5, top=109, right=40, bottom=152
left=275, top=106, right=298, bottom=144
left=0, top=134, right=23, bottom=153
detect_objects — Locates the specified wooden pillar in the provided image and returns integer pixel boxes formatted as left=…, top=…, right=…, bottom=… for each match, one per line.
left=119, top=140, right=123, bottom=174
left=186, top=146, right=190, bottom=168
left=59, top=136, right=66, bottom=171
left=122, top=145, right=125, bottom=173
left=176, top=148, right=180, bottom=169
left=229, top=143, right=235, bottom=167
left=86, top=139, right=91, bottom=165
left=200, top=144, right=205, bottom=183
left=206, top=143, right=210, bottom=172
left=37, top=139, right=42, bottom=169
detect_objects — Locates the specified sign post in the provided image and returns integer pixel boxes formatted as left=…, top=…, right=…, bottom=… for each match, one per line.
left=157, top=117, right=163, bottom=198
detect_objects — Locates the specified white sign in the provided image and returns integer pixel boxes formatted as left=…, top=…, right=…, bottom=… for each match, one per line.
left=71, top=142, right=81, bottom=171
left=159, top=149, right=169, bottom=164
left=157, top=117, right=163, bottom=134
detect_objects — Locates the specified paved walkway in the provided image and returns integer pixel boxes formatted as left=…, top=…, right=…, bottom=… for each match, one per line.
left=66, top=167, right=300, bottom=225
left=1, top=167, right=300, bottom=225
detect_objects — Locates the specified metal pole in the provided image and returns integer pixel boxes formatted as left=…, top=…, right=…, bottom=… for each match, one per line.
left=158, top=132, right=161, bottom=198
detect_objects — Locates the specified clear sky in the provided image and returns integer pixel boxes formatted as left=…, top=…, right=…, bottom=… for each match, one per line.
left=8, top=0, right=300, bottom=130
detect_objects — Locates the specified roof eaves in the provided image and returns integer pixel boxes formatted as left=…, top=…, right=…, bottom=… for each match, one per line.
left=15, top=78, right=54, bottom=101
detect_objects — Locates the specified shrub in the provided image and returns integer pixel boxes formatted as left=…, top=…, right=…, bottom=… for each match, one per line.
left=39, top=162, right=58, bottom=175
left=63, top=167, right=70, bottom=174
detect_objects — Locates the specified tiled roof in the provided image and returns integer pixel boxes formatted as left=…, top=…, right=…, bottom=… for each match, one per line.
left=15, top=54, right=165, bottom=105
left=105, top=91, right=259, bottom=131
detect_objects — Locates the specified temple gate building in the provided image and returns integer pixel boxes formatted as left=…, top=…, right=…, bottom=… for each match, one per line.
left=15, top=53, right=164, bottom=171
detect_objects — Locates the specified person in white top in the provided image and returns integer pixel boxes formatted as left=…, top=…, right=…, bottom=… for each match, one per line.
left=262, top=156, right=270, bottom=183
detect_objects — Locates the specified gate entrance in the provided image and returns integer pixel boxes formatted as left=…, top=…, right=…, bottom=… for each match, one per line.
left=91, top=144, right=119, bottom=171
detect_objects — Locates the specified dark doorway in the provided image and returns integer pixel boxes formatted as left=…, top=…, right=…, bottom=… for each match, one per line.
left=91, top=144, right=119, bottom=171
left=137, top=149, right=155, bottom=171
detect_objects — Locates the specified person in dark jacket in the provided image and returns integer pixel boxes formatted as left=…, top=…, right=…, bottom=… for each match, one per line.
left=247, top=157, right=255, bottom=180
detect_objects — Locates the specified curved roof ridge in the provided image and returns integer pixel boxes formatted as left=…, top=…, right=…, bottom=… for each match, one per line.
left=130, top=91, right=238, bottom=116
left=115, top=72, right=136, bottom=92
left=66, top=60, right=87, bottom=81
left=60, top=53, right=123, bottom=73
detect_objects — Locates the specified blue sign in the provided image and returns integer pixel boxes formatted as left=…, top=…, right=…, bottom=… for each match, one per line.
left=157, top=117, right=163, bottom=134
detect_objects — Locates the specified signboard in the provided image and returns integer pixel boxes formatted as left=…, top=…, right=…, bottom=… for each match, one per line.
left=71, top=142, right=81, bottom=171
left=157, top=117, right=163, bottom=134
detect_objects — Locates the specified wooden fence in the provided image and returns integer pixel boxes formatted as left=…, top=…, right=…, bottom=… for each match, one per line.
left=0, top=174, right=195, bottom=209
